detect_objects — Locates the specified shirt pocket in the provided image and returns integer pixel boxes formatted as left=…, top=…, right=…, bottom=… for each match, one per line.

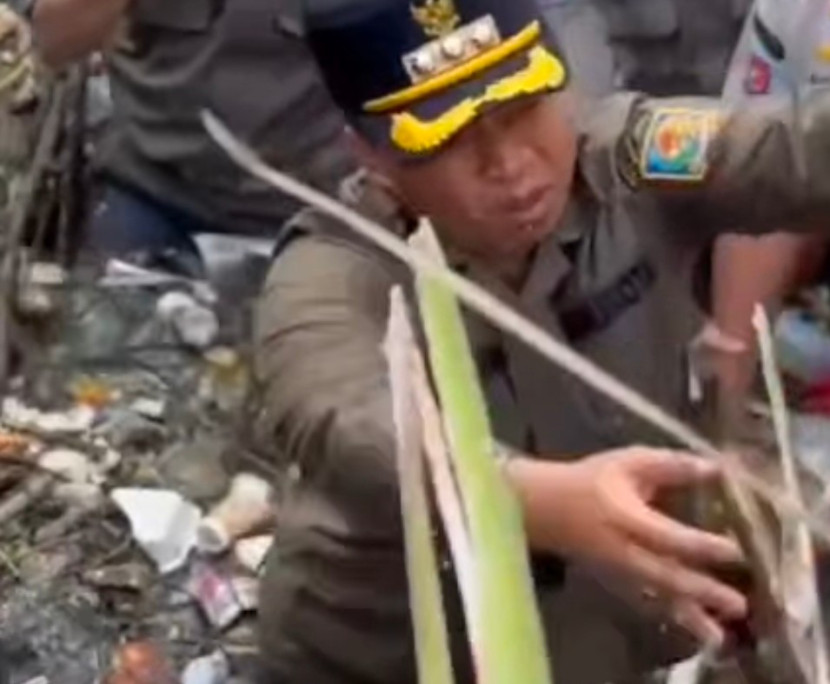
left=597, top=0, right=680, bottom=39
left=131, top=0, right=219, bottom=32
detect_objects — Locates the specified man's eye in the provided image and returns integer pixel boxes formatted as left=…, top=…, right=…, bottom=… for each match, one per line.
left=501, top=97, right=540, bottom=125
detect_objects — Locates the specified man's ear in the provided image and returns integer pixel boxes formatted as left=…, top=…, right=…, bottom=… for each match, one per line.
left=344, top=126, right=405, bottom=201
left=345, top=127, right=383, bottom=173
left=346, top=126, right=380, bottom=170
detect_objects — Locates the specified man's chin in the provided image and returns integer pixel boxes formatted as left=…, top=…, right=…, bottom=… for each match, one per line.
left=489, top=229, right=546, bottom=264
left=510, top=219, right=555, bottom=250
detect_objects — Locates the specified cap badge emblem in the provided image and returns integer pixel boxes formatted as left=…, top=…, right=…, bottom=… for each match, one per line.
left=411, top=0, right=461, bottom=38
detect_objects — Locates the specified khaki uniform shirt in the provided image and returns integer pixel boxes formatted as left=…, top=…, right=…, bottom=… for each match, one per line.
left=100, top=0, right=353, bottom=234
left=254, top=92, right=830, bottom=684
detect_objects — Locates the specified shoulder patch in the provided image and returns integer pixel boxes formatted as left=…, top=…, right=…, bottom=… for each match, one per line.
left=638, top=108, right=722, bottom=183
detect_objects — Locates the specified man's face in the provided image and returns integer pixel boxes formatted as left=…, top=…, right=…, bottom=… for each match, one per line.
left=376, top=93, right=577, bottom=263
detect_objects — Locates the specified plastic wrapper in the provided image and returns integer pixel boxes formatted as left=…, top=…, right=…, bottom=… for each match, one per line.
left=187, top=563, right=242, bottom=630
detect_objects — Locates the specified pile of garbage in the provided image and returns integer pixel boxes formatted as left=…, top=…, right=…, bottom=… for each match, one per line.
left=0, top=254, right=278, bottom=684
left=770, top=287, right=830, bottom=486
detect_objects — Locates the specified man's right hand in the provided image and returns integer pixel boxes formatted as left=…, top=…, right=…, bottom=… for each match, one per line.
left=507, top=448, right=748, bottom=646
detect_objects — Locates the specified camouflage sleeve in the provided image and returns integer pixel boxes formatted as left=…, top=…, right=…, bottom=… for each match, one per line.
left=609, top=91, right=830, bottom=235
left=254, top=234, right=403, bottom=540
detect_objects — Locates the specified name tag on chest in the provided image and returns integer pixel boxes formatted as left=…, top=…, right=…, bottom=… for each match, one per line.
left=556, top=259, right=657, bottom=343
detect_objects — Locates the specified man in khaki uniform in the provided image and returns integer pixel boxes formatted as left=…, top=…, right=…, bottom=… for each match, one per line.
left=254, top=0, right=830, bottom=682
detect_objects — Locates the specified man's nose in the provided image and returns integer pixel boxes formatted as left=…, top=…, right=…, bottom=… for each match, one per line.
left=483, top=141, right=528, bottom=182
left=478, top=122, right=529, bottom=182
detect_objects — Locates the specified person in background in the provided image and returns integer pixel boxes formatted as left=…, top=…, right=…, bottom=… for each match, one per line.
left=3, top=1, right=35, bottom=23
left=27, top=0, right=353, bottom=274
left=538, top=0, right=750, bottom=99
left=594, top=0, right=750, bottom=95
left=0, top=3, right=37, bottom=112
left=254, top=0, right=830, bottom=682
left=540, top=0, right=827, bottom=431
left=535, top=0, right=616, bottom=99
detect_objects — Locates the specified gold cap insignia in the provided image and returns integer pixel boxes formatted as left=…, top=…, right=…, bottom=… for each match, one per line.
left=411, top=0, right=461, bottom=38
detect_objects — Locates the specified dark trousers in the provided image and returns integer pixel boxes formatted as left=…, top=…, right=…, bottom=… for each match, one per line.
left=85, top=181, right=208, bottom=277
left=258, top=544, right=694, bottom=684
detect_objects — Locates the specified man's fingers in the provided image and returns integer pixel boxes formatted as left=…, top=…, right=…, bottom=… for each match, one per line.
left=672, top=600, right=725, bottom=648
left=615, top=497, right=743, bottom=566
left=694, top=321, right=749, bottom=355
left=627, top=449, right=720, bottom=491
left=621, top=545, right=748, bottom=620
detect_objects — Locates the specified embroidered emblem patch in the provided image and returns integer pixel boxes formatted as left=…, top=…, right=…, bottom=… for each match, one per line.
left=639, top=108, right=720, bottom=182
left=745, top=54, right=772, bottom=95
left=411, top=0, right=460, bottom=38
